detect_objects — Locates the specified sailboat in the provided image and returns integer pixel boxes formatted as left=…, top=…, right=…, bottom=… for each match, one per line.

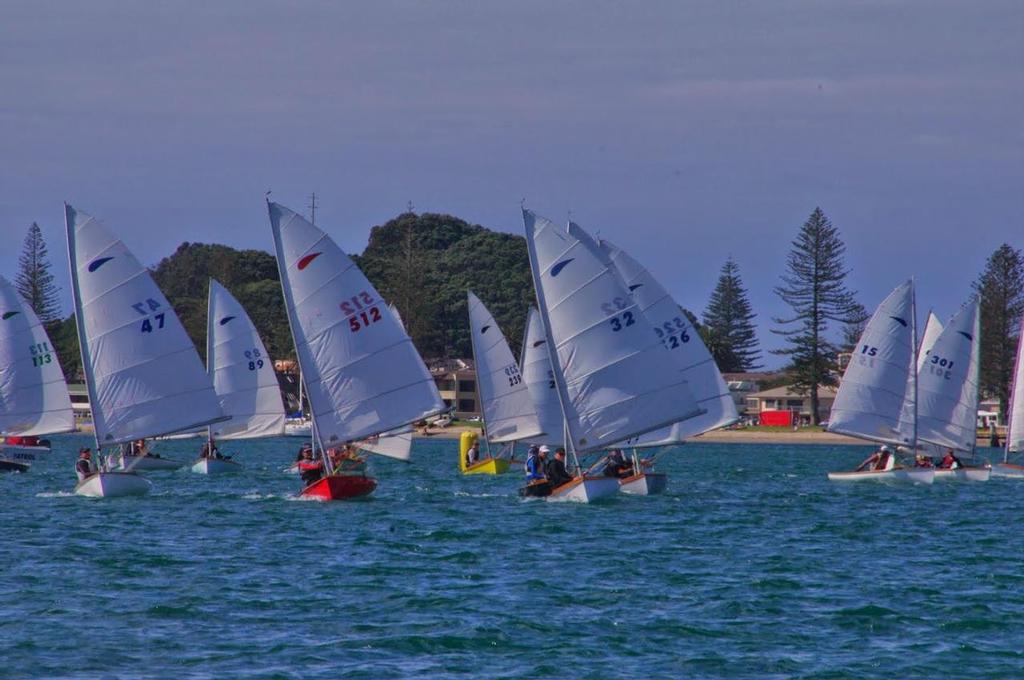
left=992, top=316, right=1024, bottom=478
left=65, top=204, right=225, bottom=497
left=0, top=275, right=75, bottom=472
left=192, top=279, right=286, bottom=474
left=269, top=201, right=445, bottom=500
left=827, top=280, right=934, bottom=483
left=521, top=210, right=702, bottom=502
left=600, top=240, right=739, bottom=495
left=908, top=299, right=988, bottom=481
left=460, top=291, right=542, bottom=475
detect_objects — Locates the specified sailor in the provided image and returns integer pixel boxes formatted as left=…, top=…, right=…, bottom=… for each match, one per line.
left=855, top=445, right=893, bottom=472
left=524, top=445, right=544, bottom=479
left=75, top=448, right=94, bottom=481
left=602, top=449, right=632, bottom=478
left=914, top=453, right=934, bottom=468
left=296, top=442, right=312, bottom=462
left=466, top=441, right=480, bottom=467
left=545, top=448, right=573, bottom=488
left=297, top=448, right=323, bottom=486
left=939, top=450, right=962, bottom=470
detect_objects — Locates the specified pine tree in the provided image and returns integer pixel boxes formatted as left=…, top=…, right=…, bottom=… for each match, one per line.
left=973, top=244, right=1024, bottom=424
left=16, top=222, right=61, bottom=324
left=701, top=257, right=762, bottom=372
left=772, top=207, right=861, bottom=424
left=840, top=301, right=870, bottom=352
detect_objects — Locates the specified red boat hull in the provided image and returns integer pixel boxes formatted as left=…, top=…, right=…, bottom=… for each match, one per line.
left=299, top=475, right=377, bottom=500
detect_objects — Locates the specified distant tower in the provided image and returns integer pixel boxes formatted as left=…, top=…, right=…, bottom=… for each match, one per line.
left=406, top=200, right=415, bottom=215
left=308, top=192, right=318, bottom=225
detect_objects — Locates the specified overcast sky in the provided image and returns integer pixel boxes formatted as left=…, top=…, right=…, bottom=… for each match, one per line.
left=1, top=1, right=1020, bottom=367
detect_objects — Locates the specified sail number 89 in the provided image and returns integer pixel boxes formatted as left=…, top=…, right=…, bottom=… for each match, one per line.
left=244, top=348, right=264, bottom=371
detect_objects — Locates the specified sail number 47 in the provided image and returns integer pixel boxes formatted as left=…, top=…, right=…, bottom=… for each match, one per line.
left=132, top=298, right=165, bottom=333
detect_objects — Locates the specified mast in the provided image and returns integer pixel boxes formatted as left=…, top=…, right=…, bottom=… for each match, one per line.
left=910, top=280, right=919, bottom=454
left=205, top=279, right=215, bottom=455
left=1005, top=316, right=1024, bottom=463
left=65, top=204, right=104, bottom=468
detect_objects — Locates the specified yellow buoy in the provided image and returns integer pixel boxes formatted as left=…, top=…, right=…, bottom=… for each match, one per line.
left=459, top=430, right=477, bottom=473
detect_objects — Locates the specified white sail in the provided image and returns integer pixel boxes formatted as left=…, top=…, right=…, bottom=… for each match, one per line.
left=206, top=279, right=286, bottom=439
left=268, top=201, right=444, bottom=447
left=468, top=291, right=542, bottom=443
left=523, top=210, right=701, bottom=453
left=520, top=307, right=565, bottom=444
left=65, top=205, right=224, bottom=446
left=917, top=311, right=944, bottom=372
left=356, top=426, right=413, bottom=461
left=1007, top=317, right=1024, bottom=453
left=828, top=280, right=915, bottom=445
left=601, top=240, right=738, bottom=447
left=915, top=299, right=980, bottom=452
left=0, top=276, right=75, bottom=436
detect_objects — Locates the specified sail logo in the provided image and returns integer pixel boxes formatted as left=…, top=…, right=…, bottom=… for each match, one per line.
left=481, top=325, right=491, bottom=334
left=551, top=259, right=573, bottom=277
left=1, top=311, right=19, bottom=320
left=297, top=253, right=322, bottom=270
left=889, top=316, right=907, bottom=327
left=219, top=316, right=236, bottom=326
left=958, top=331, right=973, bottom=341
left=532, top=339, right=546, bottom=348
left=628, top=284, right=644, bottom=292
left=88, top=257, right=114, bottom=272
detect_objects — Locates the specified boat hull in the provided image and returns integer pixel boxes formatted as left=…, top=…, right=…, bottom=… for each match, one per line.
left=75, top=472, right=152, bottom=497
left=827, top=468, right=935, bottom=484
left=547, top=475, right=621, bottom=503
left=463, top=457, right=511, bottom=475
left=933, top=467, right=990, bottom=482
left=1, top=443, right=51, bottom=454
left=619, top=472, right=667, bottom=495
left=118, top=455, right=184, bottom=471
left=191, top=457, right=241, bottom=474
left=0, top=459, right=31, bottom=473
left=299, top=475, right=377, bottom=500
left=991, top=463, right=1024, bottom=478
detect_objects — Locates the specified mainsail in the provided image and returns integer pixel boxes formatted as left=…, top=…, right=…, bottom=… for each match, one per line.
left=65, top=204, right=224, bottom=445
left=914, top=300, right=980, bottom=452
left=520, top=307, right=565, bottom=444
left=523, top=210, right=701, bottom=453
left=828, top=280, right=915, bottom=445
left=268, top=201, right=444, bottom=446
left=917, top=311, right=944, bottom=372
left=206, top=279, right=286, bottom=439
left=467, top=291, right=541, bottom=443
left=1007, top=316, right=1024, bottom=454
left=601, top=240, right=737, bottom=446
left=0, top=275, right=75, bottom=436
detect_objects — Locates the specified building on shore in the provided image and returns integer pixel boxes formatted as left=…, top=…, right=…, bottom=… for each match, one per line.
left=745, top=384, right=839, bottom=426
left=428, top=358, right=479, bottom=418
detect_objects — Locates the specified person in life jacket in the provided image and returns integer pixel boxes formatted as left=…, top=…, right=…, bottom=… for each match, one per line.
left=939, top=450, right=963, bottom=470
left=297, top=448, right=323, bottom=486
left=75, top=448, right=94, bottom=482
left=525, top=445, right=547, bottom=480
left=602, top=449, right=632, bottom=478
left=545, top=448, right=573, bottom=488
left=855, top=445, right=894, bottom=472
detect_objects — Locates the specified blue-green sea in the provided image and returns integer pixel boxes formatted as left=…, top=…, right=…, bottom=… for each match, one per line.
left=3, top=435, right=1023, bottom=679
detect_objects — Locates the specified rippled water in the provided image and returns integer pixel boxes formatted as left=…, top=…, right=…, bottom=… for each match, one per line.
left=2, top=435, right=1023, bottom=679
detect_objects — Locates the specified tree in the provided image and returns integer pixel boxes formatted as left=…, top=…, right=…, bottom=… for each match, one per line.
left=772, top=207, right=861, bottom=424
left=700, top=257, right=762, bottom=372
left=840, top=300, right=870, bottom=352
left=973, top=244, right=1024, bottom=424
left=16, top=222, right=61, bottom=324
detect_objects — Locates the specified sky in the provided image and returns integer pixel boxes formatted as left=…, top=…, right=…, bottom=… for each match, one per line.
left=1, top=1, right=1021, bottom=368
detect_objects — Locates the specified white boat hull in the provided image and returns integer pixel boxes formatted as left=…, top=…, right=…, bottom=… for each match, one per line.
left=546, top=475, right=621, bottom=503
left=117, top=455, right=184, bottom=471
left=827, top=468, right=935, bottom=484
left=75, top=472, right=152, bottom=497
left=284, top=421, right=312, bottom=438
left=1, top=443, right=51, bottom=454
left=991, top=463, right=1024, bottom=478
left=191, top=457, right=241, bottom=474
left=933, top=467, right=990, bottom=482
left=619, top=472, right=667, bottom=495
